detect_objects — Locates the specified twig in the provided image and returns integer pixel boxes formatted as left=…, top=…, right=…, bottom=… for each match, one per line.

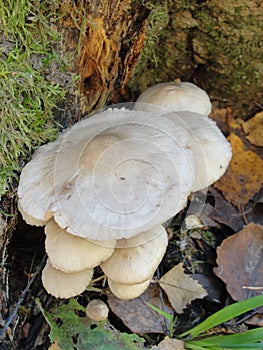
left=0, top=254, right=46, bottom=339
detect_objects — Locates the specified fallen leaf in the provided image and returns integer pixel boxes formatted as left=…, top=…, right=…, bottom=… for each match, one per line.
left=242, top=112, right=263, bottom=147
left=245, top=314, right=263, bottom=327
left=151, top=336, right=185, bottom=350
left=108, top=283, right=174, bottom=334
left=245, top=202, right=263, bottom=226
left=214, top=223, right=263, bottom=301
left=214, top=133, right=263, bottom=206
left=191, top=273, right=225, bottom=304
left=209, top=188, right=244, bottom=232
left=209, top=107, right=232, bottom=135
left=159, top=263, right=208, bottom=314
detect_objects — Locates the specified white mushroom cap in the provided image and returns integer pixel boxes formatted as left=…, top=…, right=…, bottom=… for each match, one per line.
left=108, top=278, right=152, bottom=300
left=135, top=96, right=232, bottom=192
left=17, top=139, right=61, bottom=226
left=163, top=111, right=232, bottom=191
left=134, top=82, right=231, bottom=190
left=42, top=259, right=93, bottom=298
left=18, top=201, right=48, bottom=227
left=18, top=107, right=194, bottom=240
left=86, top=299, right=109, bottom=321
left=136, top=82, right=212, bottom=116
left=100, top=225, right=168, bottom=285
left=45, top=219, right=116, bottom=273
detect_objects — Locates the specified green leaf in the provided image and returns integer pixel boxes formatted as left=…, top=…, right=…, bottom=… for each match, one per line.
left=180, top=295, right=263, bottom=339
left=37, top=298, right=145, bottom=350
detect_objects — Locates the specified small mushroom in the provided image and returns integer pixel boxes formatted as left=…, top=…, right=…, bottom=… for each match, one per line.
left=18, top=107, right=194, bottom=240
left=136, top=81, right=212, bottom=116
left=45, top=219, right=116, bottom=273
left=42, top=259, right=93, bottom=298
left=100, top=225, right=168, bottom=285
left=86, top=299, right=109, bottom=321
left=108, top=278, right=152, bottom=300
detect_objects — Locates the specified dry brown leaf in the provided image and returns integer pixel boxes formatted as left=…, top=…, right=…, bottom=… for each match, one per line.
left=245, top=314, right=263, bottom=327
left=159, top=263, right=208, bottom=314
left=214, top=223, right=263, bottom=301
left=209, top=188, right=244, bottom=232
left=214, top=133, right=263, bottom=206
left=152, top=336, right=185, bottom=350
left=209, top=107, right=232, bottom=135
left=242, top=112, right=263, bottom=147
left=108, top=283, right=174, bottom=334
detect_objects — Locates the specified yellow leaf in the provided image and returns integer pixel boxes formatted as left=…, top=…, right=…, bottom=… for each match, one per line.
left=242, top=112, right=263, bottom=147
left=160, top=263, right=207, bottom=314
left=214, top=133, right=263, bottom=206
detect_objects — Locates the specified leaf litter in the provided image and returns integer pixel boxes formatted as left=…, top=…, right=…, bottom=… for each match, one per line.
left=214, top=223, right=263, bottom=302
left=242, top=111, right=263, bottom=147
left=108, top=283, right=174, bottom=334
left=159, top=263, right=208, bottom=314
left=108, top=264, right=208, bottom=335
left=214, top=133, right=263, bottom=207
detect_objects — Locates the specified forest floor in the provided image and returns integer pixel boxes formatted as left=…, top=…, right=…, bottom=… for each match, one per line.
left=0, top=1, right=262, bottom=348
left=0, top=106, right=262, bottom=350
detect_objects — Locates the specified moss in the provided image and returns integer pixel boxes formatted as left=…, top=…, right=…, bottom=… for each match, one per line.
left=128, top=0, right=170, bottom=94
left=0, top=0, right=65, bottom=197
left=129, top=0, right=263, bottom=116
left=193, top=4, right=263, bottom=105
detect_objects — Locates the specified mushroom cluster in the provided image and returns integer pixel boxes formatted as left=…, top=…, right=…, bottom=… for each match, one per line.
left=17, top=81, right=232, bottom=299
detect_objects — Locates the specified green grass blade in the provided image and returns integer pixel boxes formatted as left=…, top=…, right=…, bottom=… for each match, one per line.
left=188, top=328, right=263, bottom=347
left=184, top=344, right=220, bottom=350
left=145, top=302, right=174, bottom=322
left=222, top=345, right=263, bottom=349
left=184, top=344, right=206, bottom=350
left=180, top=295, right=263, bottom=339
left=186, top=330, right=263, bottom=349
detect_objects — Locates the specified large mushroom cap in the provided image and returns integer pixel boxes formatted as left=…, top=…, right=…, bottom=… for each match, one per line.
left=42, top=259, right=93, bottom=298
left=100, top=225, right=168, bottom=285
left=166, top=111, right=232, bottom=191
left=136, top=81, right=212, bottom=116
left=18, top=107, right=194, bottom=240
left=45, top=219, right=116, bottom=273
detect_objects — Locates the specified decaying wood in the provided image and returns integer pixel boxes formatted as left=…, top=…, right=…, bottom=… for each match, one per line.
left=60, top=0, right=150, bottom=113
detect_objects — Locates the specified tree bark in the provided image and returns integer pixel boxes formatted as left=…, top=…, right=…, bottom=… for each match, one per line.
left=58, top=1, right=150, bottom=114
